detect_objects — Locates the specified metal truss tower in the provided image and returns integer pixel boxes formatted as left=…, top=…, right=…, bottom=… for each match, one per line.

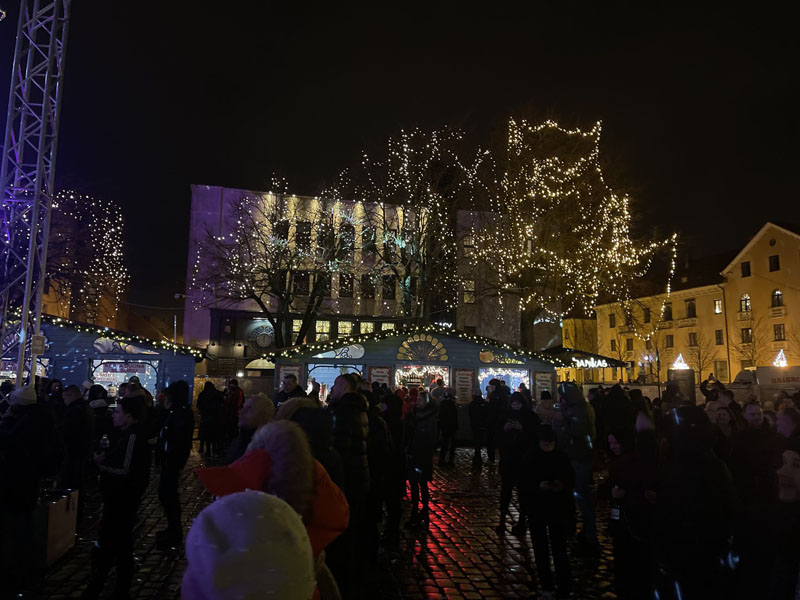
left=0, top=0, right=70, bottom=385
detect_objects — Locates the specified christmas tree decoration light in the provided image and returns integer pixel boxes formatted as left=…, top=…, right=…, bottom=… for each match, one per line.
left=672, top=353, right=690, bottom=370
left=774, top=349, right=788, bottom=368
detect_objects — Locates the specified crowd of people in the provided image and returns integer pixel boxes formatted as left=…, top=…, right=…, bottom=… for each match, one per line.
left=3, top=370, right=800, bottom=599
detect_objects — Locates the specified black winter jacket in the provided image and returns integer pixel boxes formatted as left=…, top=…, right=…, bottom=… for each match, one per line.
left=438, top=397, right=458, bottom=435
left=158, top=403, right=194, bottom=471
left=327, top=392, right=370, bottom=502
left=61, top=399, right=94, bottom=462
left=99, top=423, right=151, bottom=500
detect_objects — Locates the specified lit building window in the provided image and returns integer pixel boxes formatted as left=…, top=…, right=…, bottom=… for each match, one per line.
left=740, top=294, right=751, bottom=312
left=338, top=321, right=353, bottom=337
left=714, top=299, right=722, bottom=314
left=292, top=319, right=303, bottom=334
left=360, top=322, right=374, bottom=334
left=463, top=235, right=475, bottom=257
left=772, top=290, right=783, bottom=308
left=316, top=320, right=331, bottom=341
left=382, top=322, right=395, bottom=331
left=463, top=280, right=476, bottom=304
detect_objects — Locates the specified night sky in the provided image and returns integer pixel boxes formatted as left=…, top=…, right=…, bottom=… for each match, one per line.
left=1, top=3, right=798, bottom=310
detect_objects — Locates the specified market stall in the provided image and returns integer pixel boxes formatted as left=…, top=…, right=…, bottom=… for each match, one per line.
left=273, top=325, right=561, bottom=439
left=17, top=317, right=205, bottom=398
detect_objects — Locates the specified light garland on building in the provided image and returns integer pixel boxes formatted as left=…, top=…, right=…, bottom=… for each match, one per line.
left=672, top=353, right=690, bottom=370
left=774, top=349, right=788, bottom=368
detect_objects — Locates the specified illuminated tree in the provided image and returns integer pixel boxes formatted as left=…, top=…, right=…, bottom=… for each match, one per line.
left=191, top=192, right=362, bottom=348
left=471, top=119, right=675, bottom=349
left=45, top=192, right=128, bottom=325
left=325, top=128, right=475, bottom=323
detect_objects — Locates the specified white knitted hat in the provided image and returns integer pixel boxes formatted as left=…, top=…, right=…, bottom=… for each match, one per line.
left=181, top=490, right=315, bottom=600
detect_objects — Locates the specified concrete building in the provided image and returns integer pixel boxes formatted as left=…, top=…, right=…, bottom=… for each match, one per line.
left=592, top=222, right=800, bottom=385
left=183, top=185, right=522, bottom=384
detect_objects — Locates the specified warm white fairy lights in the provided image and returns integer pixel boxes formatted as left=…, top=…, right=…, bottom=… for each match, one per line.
left=774, top=349, right=788, bottom=368
left=48, top=191, right=128, bottom=324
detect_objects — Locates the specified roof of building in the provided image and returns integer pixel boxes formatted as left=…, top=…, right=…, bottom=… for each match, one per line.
left=721, top=222, right=800, bottom=275
left=270, top=323, right=564, bottom=366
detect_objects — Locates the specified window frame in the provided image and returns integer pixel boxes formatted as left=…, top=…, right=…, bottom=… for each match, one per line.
left=688, top=332, right=698, bottom=347
left=338, top=273, right=354, bottom=298
left=769, top=254, right=780, bottom=272
left=315, top=320, right=331, bottom=341
left=715, top=329, right=724, bottom=345
left=739, top=293, right=751, bottom=313
left=609, top=313, right=616, bottom=328
left=772, top=289, right=783, bottom=308
left=665, top=334, right=674, bottom=348
left=714, top=299, right=723, bottom=314
left=741, top=261, right=751, bottom=278
left=463, top=279, right=476, bottom=304
left=741, top=327, right=753, bottom=344
left=774, top=323, right=786, bottom=341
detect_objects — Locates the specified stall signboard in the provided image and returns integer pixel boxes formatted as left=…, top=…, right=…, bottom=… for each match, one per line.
left=534, top=371, right=555, bottom=401
left=453, top=368, right=475, bottom=405
left=276, top=363, right=303, bottom=391
left=369, top=366, right=392, bottom=386
left=91, top=359, right=159, bottom=394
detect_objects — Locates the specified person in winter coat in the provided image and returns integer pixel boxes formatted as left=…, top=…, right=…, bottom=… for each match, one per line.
left=655, top=405, right=738, bottom=599
left=155, top=380, right=195, bottom=549
left=607, top=428, right=658, bottom=599
left=57, top=385, right=95, bottom=499
left=553, top=382, right=598, bottom=551
left=406, top=390, right=439, bottom=528
left=486, top=379, right=509, bottom=462
left=226, top=394, right=275, bottom=464
left=87, top=384, right=113, bottom=445
left=195, top=420, right=349, bottom=600
left=182, top=490, right=316, bottom=600
left=363, top=392, right=390, bottom=563
left=325, top=374, right=369, bottom=596
left=496, top=392, right=539, bottom=536
left=277, top=397, right=345, bottom=491
left=768, top=436, right=800, bottom=599
left=196, top=381, right=224, bottom=457
left=469, top=391, right=491, bottom=471
left=274, top=373, right=305, bottom=408
left=535, top=390, right=557, bottom=425
left=326, top=374, right=369, bottom=509
left=729, top=401, right=779, bottom=597
left=379, top=393, right=405, bottom=545
left=438, top=388, right=458, bottom=466
left=45, top=378, right=65, bottom=422
left=84, top=397, right=151, bottom=599
left=521, top=424, right=574, bottom=600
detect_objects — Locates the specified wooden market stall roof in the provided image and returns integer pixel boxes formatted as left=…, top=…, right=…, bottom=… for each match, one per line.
left=542, top=345, right=627, bottom=368
left=269, top=323, right=565, bottom=367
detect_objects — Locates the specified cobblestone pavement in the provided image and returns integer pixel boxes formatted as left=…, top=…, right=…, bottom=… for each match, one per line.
left=10, top=445, right=617, bottom=599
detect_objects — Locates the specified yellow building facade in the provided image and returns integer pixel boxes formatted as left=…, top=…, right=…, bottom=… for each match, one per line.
left=592, top=223, right=800, bottom=385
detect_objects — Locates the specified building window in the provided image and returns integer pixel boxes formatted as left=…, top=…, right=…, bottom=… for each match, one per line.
left=296, top=221, right=312, bottom=251
left=625, top=312, right=633, bottom=327
left=338, top=223, right=355, bottom=261
left=665, top=335, right=674, bottom=348
left=740, top=294, right=751, bottom=312
left=645, top=338, right=652, bottom=350
left=741, top=359, right=754, bottom=370
left=769, top=254, right=780, bottom=272
left=686, top=300, right=696, bottom=319
left=714, top=299, right=722, bottom=314
left=463, top=235, right=475, bottom=257
left=315, top=320, right=330, bottom=341
left=714, top=360, right=729, bottom=382
left=464, top=325, right=477, bottom=335
left=610, top=339, right=617, bottom=352
left=775, top=323, right=786, bottom=341
left=741, top=261, right=751, bottom=278
left=643, top=308, right=651, bottom=323
left=772, top=289, right=783, bottom=307
left=609, top=313, right=616, bottom=328
left=382, top=322, right=395, bottom=331
left=274, top=219, right=289, bottom=240
left=338, top=321, right=353, bottom=337
left=361, top=274, right=375, bottom=299
left=688, top=332, right=698, bottom=347
left=715, top=329, right=724, bottom=345
left=463, top=280, right=476, bottom=304
left=338, top=273, right=353, bottom=298
left=663, top=303, right=673, bottom=321
left=360, top=322, right=374, bottom=334
left=294, top=271, right=310, bottom=296
left=381, top=275, right=396, bottom=300
left=316, top=224, right=334, bottom=261
left=292, top=319, right=303, bottom=342
left=741, top=327, right=753, bottom=343
left=361, top=225, right=377, bottom=258
left=625, top=338, right=633, bottom=351
left=316, top=272, right=331, bottom=296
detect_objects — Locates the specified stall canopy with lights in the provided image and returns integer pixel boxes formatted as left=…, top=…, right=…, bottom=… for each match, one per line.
left=542, top=345, right=628, bottom=384
left=2, top=316, right=204, bottom=398
left=271, top=325, right=561, bottom=437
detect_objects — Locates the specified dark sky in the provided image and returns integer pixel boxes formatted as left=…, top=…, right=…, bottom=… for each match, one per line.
left=2, top=3, right=798, bottom=309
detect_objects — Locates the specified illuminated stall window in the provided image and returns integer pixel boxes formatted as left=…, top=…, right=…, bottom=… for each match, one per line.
left=307, top=364, right=362, bottom=403
left=395, top=365, right=449, bottom=389
left=91, top=360, right=160, bottom=395
left=478, top=367, right=530, bottom=393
